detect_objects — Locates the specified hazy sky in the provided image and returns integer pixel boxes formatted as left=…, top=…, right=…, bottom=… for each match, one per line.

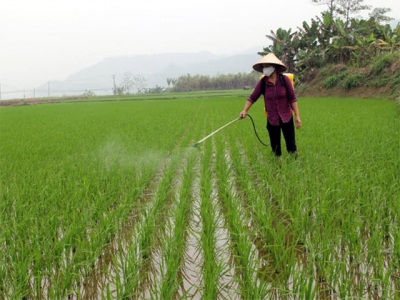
left=1, top=0, right=399, bottom=92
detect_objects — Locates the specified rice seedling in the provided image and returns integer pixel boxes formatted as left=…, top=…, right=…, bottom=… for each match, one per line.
left=0, top=93, right=399, bottom=298
left=197, top=124, right=223, bottom=299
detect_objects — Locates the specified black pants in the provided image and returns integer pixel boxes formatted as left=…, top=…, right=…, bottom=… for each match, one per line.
left=266, top=116, right=297, bottom=157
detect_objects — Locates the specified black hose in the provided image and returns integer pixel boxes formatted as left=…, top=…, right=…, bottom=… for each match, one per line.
left=246, top=114, right=270, bottom=147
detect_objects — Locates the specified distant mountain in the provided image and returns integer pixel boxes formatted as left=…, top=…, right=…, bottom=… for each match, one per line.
left=36, top=51, right=261, bottom=97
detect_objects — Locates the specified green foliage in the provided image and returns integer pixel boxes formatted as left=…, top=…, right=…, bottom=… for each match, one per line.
left=319, top=67, right=330, bottom=77
left=369, top=53, right=394, bottom=75
left=340, top=73, right=366, bottom=89
left=170, top=72, right=260, bottom=92
left=367, top=76, right=390, bottom=87
left=82, top=90, right=96, bottom=97
left=390, top=73, right=400, bottom=95
left=258, top=28, right=300, bottom=72
left=323, top=72, right=348, bottom=89
left=262, top=4, right=399, bottom=85
left=145, top=85, right=165, bottom=94
left=396, top=95, right=400, bottom=114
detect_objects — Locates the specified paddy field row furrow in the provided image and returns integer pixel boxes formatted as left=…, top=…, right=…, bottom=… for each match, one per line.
left=1, top=96, right=399, bottom=298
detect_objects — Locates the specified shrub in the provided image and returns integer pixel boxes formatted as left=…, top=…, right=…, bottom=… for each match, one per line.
left=390, top=73, right=400, bottom=95
left=397, top=96, right=400, bottom=114
left=367, top=77, right=390, bottom=87
left=323, top=73, right=347, bottom=89
left=369, top=53, right=394, bottom=76
left=340, top=74, right=366, bottom=90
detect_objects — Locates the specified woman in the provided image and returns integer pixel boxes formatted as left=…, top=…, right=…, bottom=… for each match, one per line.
left=239, top=53, right=301, bottom=157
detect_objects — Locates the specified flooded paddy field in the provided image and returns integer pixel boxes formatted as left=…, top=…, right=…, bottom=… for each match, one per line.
left=1, top=94, right=399, bottom=299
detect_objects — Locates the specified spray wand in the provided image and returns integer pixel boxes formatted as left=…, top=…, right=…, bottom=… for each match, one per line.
left=192, top=117, right=239, bottom=147
left=192, top=114, right=269, bottom=148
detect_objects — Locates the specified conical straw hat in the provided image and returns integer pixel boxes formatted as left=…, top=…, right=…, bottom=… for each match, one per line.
left=252, top=53, right=287, bottom=73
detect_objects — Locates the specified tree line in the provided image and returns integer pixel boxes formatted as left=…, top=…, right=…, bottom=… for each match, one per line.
left=168, top=73, right=261, bottom=93
left=112, top=71, right=261, bottom=95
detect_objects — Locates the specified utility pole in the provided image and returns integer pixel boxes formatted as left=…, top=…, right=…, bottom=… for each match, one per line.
left=112, top=75, right=116, bottom=95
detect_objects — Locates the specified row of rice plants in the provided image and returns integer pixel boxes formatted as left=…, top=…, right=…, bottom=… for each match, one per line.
left=0, top=100, right=201, bottom=298
left=197, top=135, right=223, bottom=298
left=1, top=95, right=399, bottom=297
left=199, top=120, right=240, bottom=299
left=208, top=100, right=300, bottom=297
left=111, top=149, right=183, bottom=298
left=75, top=101, right=205, bottom=298
left=0, top=114, right=148, bottom=297
left=302, top=98, right=398, bottom=299
left=145, top=118, right=199, bottom=298
left=213, top=133, right=269, bottom=298
left=79, top=101, right=202, bottom=298
left=219, top=96, right=400, bottom=298
left=156, top=150, right=197, bottom=298
left=228, top=135, right=300, bottom=292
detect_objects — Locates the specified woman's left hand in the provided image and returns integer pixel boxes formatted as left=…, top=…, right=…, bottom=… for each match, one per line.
left=295, top=116, right=302, bottom=129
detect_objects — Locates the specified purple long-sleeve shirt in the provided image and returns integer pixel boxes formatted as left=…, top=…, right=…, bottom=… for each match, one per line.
left=247, top=75, right=297, bottom=126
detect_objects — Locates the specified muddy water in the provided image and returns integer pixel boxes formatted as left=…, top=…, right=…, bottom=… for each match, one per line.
left=66, top=139, right=399, bottom=299
left=77, top=156, right=169, bottom=299
left=211, top=188, right=241, bottom=299
left=76, top=148, right=203, bottom=299
left=219, top=143, right=260, bottom=297
left=176, top=183, right=203, bottom=299
left=176, top=142, right=241, bottom=299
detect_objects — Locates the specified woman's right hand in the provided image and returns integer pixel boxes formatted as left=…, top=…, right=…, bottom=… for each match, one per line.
left=239, top=111, right=247, bottom=119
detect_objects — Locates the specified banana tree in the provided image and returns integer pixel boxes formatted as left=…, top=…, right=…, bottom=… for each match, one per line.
left=376, top=23, right=400, bottom=53
left=347, top=33, right=376, bottom=66
left=296, top=19, right=324, bottom=73
left=259, top=28, right=300, bottom=72
left=326, top=18, right=355, bottom=64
